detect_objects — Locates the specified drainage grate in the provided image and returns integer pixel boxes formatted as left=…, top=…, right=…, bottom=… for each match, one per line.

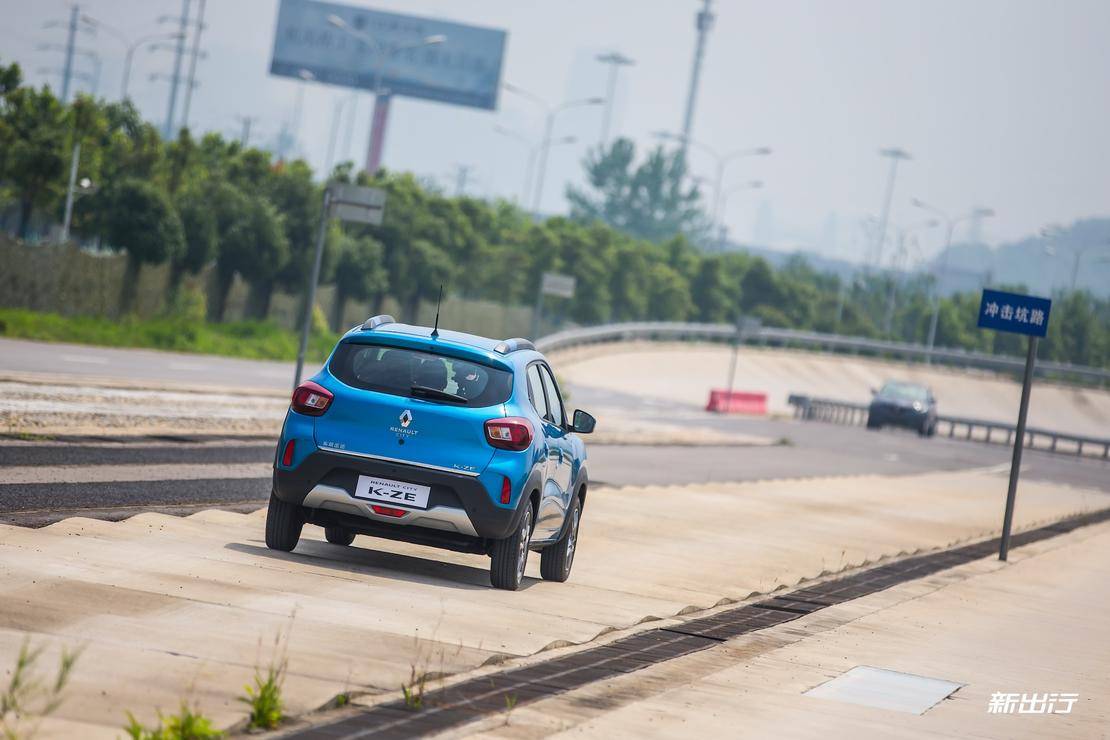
left=286, top=507, right=1110, bottom=739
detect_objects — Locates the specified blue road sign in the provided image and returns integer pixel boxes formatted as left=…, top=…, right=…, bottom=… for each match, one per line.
left=977, top=289, right=1051, bottom=338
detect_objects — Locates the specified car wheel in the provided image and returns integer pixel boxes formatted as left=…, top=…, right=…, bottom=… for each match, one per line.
left=265, top=491, right=304, bottom=552
left=540, top=495, right=581, bottom=583
left=324, top=526, right=355, bottom=546
left=490, top=502, right=533, bottom=591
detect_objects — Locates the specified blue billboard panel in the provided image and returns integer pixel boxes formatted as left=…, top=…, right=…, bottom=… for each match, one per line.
left=977, top=289, right=1051, bottom=338
left=270, top=0, right=506, bottom=111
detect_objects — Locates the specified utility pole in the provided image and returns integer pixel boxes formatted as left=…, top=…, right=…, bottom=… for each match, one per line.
left=60, top=143, right=81, bottom=243
left=60, top=5, right=79, bottom=102
left=163, top=0, right=191, bottom=139
left=180, top=0, right=206, bottom=130
left=236, top=115, right=257, bottom=147
left=453, top=164, right=474, bottom=196
left=680, top=0, right=714, bottom=160
left=595, top=51, right=634, bottom=147
left=873, top=148, right=911, bottom=269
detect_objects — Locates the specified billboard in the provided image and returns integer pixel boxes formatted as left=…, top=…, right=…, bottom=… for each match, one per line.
left=270, top=0, right=507, bottom=111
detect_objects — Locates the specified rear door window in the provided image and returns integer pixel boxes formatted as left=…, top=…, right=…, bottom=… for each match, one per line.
left=330, top=343, right=512, bottom=407
left=539, top=365, right=564, bottom=427
left=526, top=364, right=549, bottom=420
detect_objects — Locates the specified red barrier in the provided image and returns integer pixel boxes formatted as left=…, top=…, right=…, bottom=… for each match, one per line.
left=706, top=389, right=768, bottom=415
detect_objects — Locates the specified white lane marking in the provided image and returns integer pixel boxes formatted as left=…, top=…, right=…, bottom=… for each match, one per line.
left=60, top=354, right=109, bottom=365
left=0, top=463, right=273, bottom=485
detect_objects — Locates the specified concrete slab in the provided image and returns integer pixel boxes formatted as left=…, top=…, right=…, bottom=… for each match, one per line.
left=460, top=520, right=1110, bottom=739
left=0, top=467, right=1105, bottom=736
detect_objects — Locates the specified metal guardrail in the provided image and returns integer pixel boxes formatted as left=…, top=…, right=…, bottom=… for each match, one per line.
left=786, top=394, right=1110, bottom=459
left=536, top=322, right=1110, bottom=385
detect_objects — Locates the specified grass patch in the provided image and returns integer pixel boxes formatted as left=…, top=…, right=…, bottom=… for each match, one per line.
left=0, top=308, right=337, bottom=362
left=124, top=703, right=223, bottom=740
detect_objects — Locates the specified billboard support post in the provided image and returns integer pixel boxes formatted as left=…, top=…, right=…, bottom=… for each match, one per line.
left=366, top=91, right=391, bottom=174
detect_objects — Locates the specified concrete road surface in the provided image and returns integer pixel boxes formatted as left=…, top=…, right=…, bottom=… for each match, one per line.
left=460, top=519, right=1110, bottom=739
left=1, top=467, right=1105, bottom=737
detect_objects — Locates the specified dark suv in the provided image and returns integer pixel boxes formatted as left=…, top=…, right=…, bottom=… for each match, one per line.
left=866, top=381, right=937, bottom=436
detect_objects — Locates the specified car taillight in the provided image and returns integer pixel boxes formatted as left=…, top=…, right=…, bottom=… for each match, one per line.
left=500, top=476, right=512, bottom=504
left=291, top=380, right=333, bottom=416
left=371, top=505, right=407, bottom=517
left=484, top=417, right=533, bottom=451
left=281, top=439, right=295, bottom=466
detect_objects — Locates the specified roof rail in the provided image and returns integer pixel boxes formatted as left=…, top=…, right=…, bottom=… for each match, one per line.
left=493, top=337, right=536, bottom=354
left=361, top=314, right=395, bottom=331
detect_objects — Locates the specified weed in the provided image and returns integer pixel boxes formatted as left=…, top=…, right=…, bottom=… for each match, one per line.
left=238, top=616, right=293, bottom=731
left=400, top=665, right=427, bottom=711
left=334, top=693, right=349, bottom=708
left=503, top=693, right=518, bottom=726
left=0, top=637, right=81, bottom=739
left=124, top=703, right=223, bottom=740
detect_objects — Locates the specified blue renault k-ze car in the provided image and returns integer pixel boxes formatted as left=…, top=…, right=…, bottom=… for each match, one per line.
left=267, top=315, right=596, bottom=590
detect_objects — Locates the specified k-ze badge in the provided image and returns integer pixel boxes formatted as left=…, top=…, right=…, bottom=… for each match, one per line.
left=354, top=475, right=431, bottom=510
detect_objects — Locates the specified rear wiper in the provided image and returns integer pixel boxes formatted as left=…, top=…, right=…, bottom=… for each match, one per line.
left=410, top=385, right=468, bottom=404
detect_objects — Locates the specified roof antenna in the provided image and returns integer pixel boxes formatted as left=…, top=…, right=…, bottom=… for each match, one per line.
left=431, top=285, right=443, bottom=339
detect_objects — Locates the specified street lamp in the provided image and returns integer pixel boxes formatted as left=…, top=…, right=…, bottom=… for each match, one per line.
left=1039, top=234, right=1110, bottom=293
left=715, top=180, right=763, bottom=250
left=653, top=130, right=770, bottom=244
left=80, top=14, right=186, bottom=101
left=504, top=83, right=604, bottom=212
left=327, top=14, right=445, bottom=173
left=595, top=51, right=634, bottom=146
left=494, top=125, right=576, bottom=206
left=913, top=198, right=995, bottom=355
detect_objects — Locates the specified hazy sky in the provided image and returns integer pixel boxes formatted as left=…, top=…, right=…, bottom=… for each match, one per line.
left=4, top=0, right=1109, bottom=265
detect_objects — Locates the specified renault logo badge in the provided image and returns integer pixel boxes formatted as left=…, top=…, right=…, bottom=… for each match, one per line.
left=399, top=409, right=413, bottom=428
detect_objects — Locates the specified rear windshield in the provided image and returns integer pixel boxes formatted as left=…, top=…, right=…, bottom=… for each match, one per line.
left=329, top=343, right=513, bottom=407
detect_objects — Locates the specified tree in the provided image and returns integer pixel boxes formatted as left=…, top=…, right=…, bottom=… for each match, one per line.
left=102, top=179, right=184, bottom=314
left=169, top=185, right=218, bottom=301
left=0, top=68, right=69, bottom=238
left=330, top=233, right=386, bottom=331
left=567, top=138, right=708, bottom=243
left=690, top=257, right=733, bottom=322
left=214, top=194, right=289, bottom=323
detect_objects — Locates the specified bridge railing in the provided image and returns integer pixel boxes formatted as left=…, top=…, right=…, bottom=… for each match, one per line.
left=537, top=322, right=1110, bottom=386
left=786, top=394, right=1110, bottom=459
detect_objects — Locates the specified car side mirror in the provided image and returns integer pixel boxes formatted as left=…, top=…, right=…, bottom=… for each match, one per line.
left=870, top=387, right=878, bottom=396
left=571, top=409, right=596, bottom=434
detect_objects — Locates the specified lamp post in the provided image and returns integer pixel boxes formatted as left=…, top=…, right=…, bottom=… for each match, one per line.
left=327, top=14, right=445, bottom=174
left=504, top=83, right=604, bottom=213
left=653, top=131, right=770, bottom=245
left=595, top=51, right=634, bottom=146
left=494, top=126, right=577, bottom=206
left=715, top=180, right=763, bottom=250
left=913, top=199, right=995, bottom=357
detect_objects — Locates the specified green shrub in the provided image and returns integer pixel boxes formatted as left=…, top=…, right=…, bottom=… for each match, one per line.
left=124, top=704, right=223, bottom=740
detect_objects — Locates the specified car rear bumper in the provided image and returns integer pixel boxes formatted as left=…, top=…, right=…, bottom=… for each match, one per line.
left=272, top=449, right=526, bottom=543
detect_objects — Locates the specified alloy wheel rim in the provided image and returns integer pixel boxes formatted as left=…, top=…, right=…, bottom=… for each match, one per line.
left=516, top=509, right=531, bottom=582
left=565, top=507, right=580, bottom=570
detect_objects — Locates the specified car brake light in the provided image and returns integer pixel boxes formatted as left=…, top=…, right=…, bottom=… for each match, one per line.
left=484, top=417, right=533, bottom=451
left=291, top=380, right=333, bottom=416
left=281, top=439, right=295, bottom=466
left=500, top=476, right=512, bottom=504
left=371, top=505, right=407, bottom=517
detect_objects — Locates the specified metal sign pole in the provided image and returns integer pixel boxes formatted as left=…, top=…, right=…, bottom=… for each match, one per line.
left=293, top=187, right=332, bottom=389
left=999, top=335, right=1038, bottom=561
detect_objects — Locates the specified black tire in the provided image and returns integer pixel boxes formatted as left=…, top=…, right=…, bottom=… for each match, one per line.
left=265, top=491, right=304, bottom=552
left=325, top=526, right=355, bottom=546
left=489, top=502, right=534, bottom=591
left=540, top=495, right=581, bottom=583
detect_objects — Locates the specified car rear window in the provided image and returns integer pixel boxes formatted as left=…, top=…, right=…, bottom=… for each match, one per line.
left=329, top=343, right=513, bottom=407
left=878, top=382, right=929, bottom=403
